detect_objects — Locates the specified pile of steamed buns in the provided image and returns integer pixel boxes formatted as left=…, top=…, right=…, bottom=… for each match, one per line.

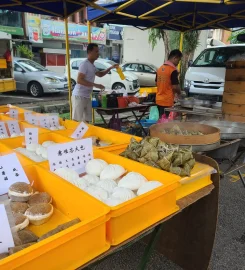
left=54, top=159, right=163, bottom=207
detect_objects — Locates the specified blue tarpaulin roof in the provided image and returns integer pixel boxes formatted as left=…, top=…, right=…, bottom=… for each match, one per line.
left=0, top=0, right=101, bottom=18
left=88, top=0, right=245, bottom=31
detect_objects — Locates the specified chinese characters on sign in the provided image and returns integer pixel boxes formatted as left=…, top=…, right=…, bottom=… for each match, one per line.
left=47, top=138, right=93, bottom=174
left=25, top=128, right=38, bottom=145
left=0, top=122, right=8, bottom=137
left=39, top=116, right=50, bottom=129
left=7, top=121, right=21, bottom=135
left=0, top=204, right=15, bottom=253
left=71, top=122, right=88, bottom=139
left=9, top=109, right=18, bottom=119
left=49, top=115, right=59, bottom=128
left=0, top=153, right=29, bottom=195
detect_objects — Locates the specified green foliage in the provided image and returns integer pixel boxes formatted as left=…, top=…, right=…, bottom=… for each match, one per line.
left=17, top=45, right=34, bottom=60
left=148, top=29, right=164, bottom=50
left=228, top=29, right=245, bottom=44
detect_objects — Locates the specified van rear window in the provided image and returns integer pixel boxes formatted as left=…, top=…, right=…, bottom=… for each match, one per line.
left=193, top=47, right=245, bottom=67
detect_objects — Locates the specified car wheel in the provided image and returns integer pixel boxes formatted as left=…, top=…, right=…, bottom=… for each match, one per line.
left=71, top=79, right=76, bottom=90
left=28, top=82, right=44, bottom=97
left=112, top=82, right=125, bottom=90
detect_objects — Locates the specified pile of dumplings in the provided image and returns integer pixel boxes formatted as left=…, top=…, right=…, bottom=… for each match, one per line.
left=15, top=141, right=56, bottom=162
left=54, top=159, right=163, bottom=207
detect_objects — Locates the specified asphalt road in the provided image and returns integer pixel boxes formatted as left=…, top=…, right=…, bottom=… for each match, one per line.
left=0, top=91, right=68, bottom=105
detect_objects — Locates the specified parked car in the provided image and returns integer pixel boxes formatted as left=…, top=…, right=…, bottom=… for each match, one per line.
left=185, top=44, right=245, bottom=101
left=121, top=62, right=157, bottom=87
left=14, top=58, right=68, bottom=97
left=66, top=58, right=140, bottom=93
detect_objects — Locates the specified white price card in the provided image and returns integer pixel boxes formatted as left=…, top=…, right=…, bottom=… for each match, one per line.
left=39, top=116, right=50, bottom=129
left=71, top=122, right=88, bottom=139
left=0, top=122, right=8, bottom=137
left=7, top=120, right=21, bottom=135
left=49, top=115, right=59, bottom=128
left=25, top=128, right=38, bottom=145
left=28, top=115, right=37, bottom=125
left=0, top=204, right=14, bottom=253
left=24, top=111, right=33, bottom=121
left=0, top=153, right=29, bottom=195
left=48, top=138, right=93, bottom=174
left=9, top=108, right=18, bottom=119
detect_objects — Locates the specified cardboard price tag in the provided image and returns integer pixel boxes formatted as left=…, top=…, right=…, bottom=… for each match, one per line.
left=0, top=204, right=15, bottom=253
left=71, top=122, right=88, bottom=139
left=24, top=111, right=33, bottom=121
left=0, top=153, right=29, bottom=195
left=7, top=120, right=21, bottom=135
left=48, top=138, right=93, bottom=174
left=9, top=108, right=18, bottom=119
left=25, top=128, right=38, bottom=145
left=49, top=115, right=59, bottom=128
left=0, top=122, right=8, bottom=137
left=39, top=116, right=50, bottom=129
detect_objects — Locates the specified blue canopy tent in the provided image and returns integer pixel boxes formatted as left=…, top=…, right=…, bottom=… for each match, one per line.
left=0, top=0, right=112, bottom=116
left=88, top=0, right=245, bottom=32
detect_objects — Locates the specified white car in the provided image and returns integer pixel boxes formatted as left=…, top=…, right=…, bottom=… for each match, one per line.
left=66, top=58, right=140, bottom=93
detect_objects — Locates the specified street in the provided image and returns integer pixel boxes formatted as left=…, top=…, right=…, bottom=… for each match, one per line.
left=0, top=91, right=68, bottom=106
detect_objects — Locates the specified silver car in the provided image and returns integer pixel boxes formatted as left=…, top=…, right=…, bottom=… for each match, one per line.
left=14, top=58, right=68, bottom=97
left=121, top=62, right=157, bottom=87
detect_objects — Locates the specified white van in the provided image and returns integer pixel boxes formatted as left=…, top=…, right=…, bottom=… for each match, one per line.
left=184, top=45, right=245, bottom=100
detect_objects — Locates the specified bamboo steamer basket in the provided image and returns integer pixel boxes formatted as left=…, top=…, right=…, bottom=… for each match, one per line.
left=149, top=122, right=220, bottom=146
left=223, top=61, right=245, bottom=121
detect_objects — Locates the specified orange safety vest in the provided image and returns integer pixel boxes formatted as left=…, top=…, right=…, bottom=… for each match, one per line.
left=156, top=64, right=176, bottom=107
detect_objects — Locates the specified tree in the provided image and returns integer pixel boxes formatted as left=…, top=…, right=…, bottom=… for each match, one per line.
left=228, top=29, right=245, bottom=44
left=149, top=29, right=200, bottom=87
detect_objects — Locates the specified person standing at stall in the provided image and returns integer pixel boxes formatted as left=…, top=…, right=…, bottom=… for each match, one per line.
left=72, top=43, right=118, bottom=122
left=156, top=49, right=182, bottom=117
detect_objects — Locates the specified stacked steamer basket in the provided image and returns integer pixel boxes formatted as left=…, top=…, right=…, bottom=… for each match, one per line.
left=223, top=61, right=245, bottom=122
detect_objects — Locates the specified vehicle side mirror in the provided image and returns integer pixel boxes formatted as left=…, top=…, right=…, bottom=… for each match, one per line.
left=188, top=60, right=193, bottom=67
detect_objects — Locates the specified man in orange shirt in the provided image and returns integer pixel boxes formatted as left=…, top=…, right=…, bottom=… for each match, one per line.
left=156, top=49, right=182, bottom=117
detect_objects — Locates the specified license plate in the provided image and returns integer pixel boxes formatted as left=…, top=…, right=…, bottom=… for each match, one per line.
left=64, top=84, right=68, bottom=88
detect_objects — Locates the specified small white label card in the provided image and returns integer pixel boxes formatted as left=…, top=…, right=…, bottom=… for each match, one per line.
left=25, top=128, right=38, bottom=145
left=7, top=120, right=21, bottom=135
left=9, top=108, right=18, bottom=119
left=0, top=153, right=29, bottom=195
left=39, top=116, right=50, bottom=129
left=0, top=204, right=14, bottom=253
left=71, top=122, right=88, bottom=139
left=49, top=115, right=59, bottom=128
left=24, top=111, right=33, bottom=121
left=48, top=138, right=93, bottom=174
left=0, top=122, right=8, bottom=137
left=27, top=114, right=37, bottom=125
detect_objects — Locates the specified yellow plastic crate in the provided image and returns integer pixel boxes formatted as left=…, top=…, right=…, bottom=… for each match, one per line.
left=0, top=132, right=73, bottom=166
left=0, top=79, right=16, bottom=93
left=55, top=124, right=142, bottom=149
left=103, top=145, right=214, bottom=201
left=139, top=87, right=157, bottom=94
left=42, top=149, right=180, bottom=246
left=0, top=59, right=7, bottom=68
left=0, top=165, right=110, bottom=270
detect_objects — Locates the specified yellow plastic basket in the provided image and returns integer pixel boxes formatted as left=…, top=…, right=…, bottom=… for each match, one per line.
left=55, top=124, right=142, bottom=149
left=102, top=144, right=214, bottom=201
left=0, top=133, right=73, bottom=166
left=42, top=149, right=180, bottom=246
left=0, top=165, right=110, bottom=270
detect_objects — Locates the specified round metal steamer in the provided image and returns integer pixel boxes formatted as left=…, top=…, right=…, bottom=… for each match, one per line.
left=150, top=122, right=220, bottom=152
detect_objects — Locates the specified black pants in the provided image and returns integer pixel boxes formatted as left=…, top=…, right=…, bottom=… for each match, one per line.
left=157, top=105, right=170, bottom=118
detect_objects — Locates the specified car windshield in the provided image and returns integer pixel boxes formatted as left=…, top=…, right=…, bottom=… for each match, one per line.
left=193, top=46, right=245, bottom=67
left=17, top=60, right=47, bottom=72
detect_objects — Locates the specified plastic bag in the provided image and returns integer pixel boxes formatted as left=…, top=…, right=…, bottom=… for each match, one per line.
left=168, top=112, right=178, bottom=121
left=157, top=114, right=168, bottom=123
left=108, top=115, right=122, bottom=131
left=149, top=106, right=159, bottom=121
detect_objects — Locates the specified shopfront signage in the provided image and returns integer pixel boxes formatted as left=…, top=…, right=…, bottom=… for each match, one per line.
left=27, top=14, right=43, bottom=43
left=109, top=25, right=123, bottom=41
left=41, top=20, right=106, bottom=44
left=0, top=25, right=24, bottom=36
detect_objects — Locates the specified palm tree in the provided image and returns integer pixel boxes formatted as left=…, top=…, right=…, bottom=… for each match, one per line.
left=149, top=29, right=200, bottom=87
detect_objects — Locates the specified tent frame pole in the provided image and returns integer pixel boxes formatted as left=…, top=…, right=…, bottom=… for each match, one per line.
left=87, top=21, right=91, bottom=43
left=178, top=32, right=184, bottom=71
left=63, top=0, right=72, bottom=120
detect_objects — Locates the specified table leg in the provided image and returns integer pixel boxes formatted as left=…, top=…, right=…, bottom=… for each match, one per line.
left=132, top=110, right=147, bottom=136
left=97, top=112, right=108, bottom=127
left=138, top=224, right=163, bottom=270
left=237, top=170, right=245, bottom=188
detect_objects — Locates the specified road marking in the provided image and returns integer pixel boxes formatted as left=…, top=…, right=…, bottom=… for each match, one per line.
left=0, top=95, right=44, bottom=101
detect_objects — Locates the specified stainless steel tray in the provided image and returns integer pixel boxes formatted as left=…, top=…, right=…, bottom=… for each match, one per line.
left=179, top=99, right=216, bottom=109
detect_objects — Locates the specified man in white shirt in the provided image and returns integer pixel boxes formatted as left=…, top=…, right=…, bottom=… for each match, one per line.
left=72, top=43, right=118, bottom=122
